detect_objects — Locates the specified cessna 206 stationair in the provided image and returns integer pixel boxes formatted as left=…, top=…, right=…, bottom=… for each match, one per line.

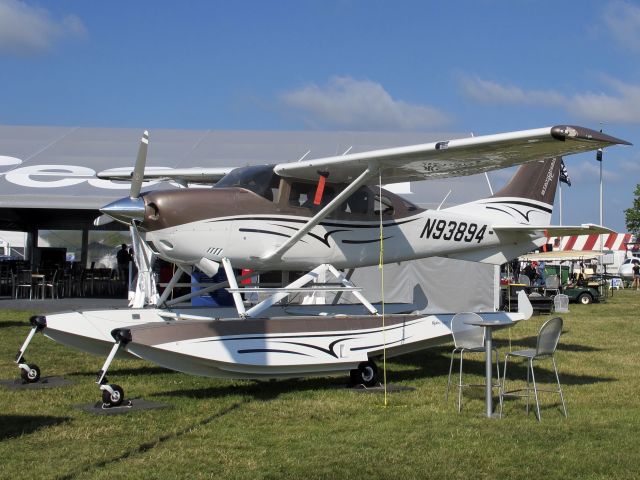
left=16, top=125, right=629, bottom=407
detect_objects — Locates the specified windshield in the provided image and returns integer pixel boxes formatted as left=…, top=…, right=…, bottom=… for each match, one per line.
left=214, top=165, right=278, bottom=200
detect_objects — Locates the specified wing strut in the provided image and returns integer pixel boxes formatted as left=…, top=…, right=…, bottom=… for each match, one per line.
left=262, top=166, right=374, bottom=262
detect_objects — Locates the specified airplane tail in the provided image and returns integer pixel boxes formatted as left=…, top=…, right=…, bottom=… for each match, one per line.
left=443, top=157, right=614, bottom=265
left=490, top=157, right=561, bottom=207
left=444, top=157, right=562, bottom=226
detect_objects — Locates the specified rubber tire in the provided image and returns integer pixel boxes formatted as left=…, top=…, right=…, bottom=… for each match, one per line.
left=578, top=293, right=593, bottom=305
left=20, top=364, right=41, bottom=383
left=350, top=361, right=379, bottom=387
left=102, top=384, right=125, bottom=407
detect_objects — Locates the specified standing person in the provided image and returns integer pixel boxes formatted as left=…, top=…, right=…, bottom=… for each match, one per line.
left=523, top=262, right=536, bottom=284
left=128, top=246, right=138, bottom=284
left=632, top=260, right=640, bottom=290
left=536, top=261, right=546, bottom=287
left=116, top=244, right=131, bottom=286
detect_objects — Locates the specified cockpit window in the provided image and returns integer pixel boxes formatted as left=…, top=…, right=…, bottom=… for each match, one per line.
left=214, top=165, right=279, bottom=200
left=374, top=194, right=394, bottom=216
left=289, top=182, right=335, bottom=208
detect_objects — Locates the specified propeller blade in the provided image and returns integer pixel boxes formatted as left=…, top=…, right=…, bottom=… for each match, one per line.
left=130, top=130, right=149, bottom=199
left=93, top=214, right=115, bottom=227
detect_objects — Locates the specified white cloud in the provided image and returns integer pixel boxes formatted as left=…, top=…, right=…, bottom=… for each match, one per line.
left=460, top=76, right=565, bottom=107
left=603, top=1, right=640, bottom=52
left=619, top=157, right=640, bottom=173
left=461, top=75, right=640, bottom=124
left=281, top=76, right=452, bottom=130
left=564, top=160, right=621, bottom=183
left=0, top=0, right=86, bottom=55
left=568, top=77, right=640, bottom=123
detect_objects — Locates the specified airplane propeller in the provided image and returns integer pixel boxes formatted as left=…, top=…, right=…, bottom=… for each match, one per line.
left=94, top=131, right=149, bottom=227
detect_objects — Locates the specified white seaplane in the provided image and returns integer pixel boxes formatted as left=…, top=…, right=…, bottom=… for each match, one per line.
left=15, top=125, right=629, bottom=407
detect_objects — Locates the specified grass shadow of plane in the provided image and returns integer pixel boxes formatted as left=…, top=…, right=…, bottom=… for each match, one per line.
left=0, top=414, right=70, bottom=441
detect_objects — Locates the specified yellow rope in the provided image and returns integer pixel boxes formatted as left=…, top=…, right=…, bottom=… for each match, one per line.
left=379, top=173, right=388, bottom=407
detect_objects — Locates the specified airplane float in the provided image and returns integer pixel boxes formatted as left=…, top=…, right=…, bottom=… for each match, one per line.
left=15, top=124, right=630, bottom=407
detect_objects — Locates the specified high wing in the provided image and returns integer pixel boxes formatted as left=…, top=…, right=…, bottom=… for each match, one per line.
left=492, top=223, right=615, bottom=237
left=97, top=166, right=234, bottom=184
left=274, top=125, right=630, bottom=183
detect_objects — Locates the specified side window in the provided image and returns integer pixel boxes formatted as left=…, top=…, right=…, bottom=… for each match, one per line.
left=374, top=194, right=394, bottom=216
left=289, top=182, right=313, bottom=207
left=341, top=187, right=370, bottom=215
left=268, top=176, right=280, bottom=202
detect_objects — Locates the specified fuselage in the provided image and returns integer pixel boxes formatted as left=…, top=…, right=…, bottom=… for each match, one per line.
left=138, top=176, right=550, bottom=270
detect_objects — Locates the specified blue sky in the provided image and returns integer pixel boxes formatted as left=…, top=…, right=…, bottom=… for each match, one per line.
left=0, top=0, right=638, bottom=232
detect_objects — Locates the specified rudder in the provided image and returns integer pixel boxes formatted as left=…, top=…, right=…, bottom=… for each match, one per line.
left=490, top=157, right=561, bottom=206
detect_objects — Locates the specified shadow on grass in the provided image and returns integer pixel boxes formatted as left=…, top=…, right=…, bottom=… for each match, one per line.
left=494, top=336, right=602, bottom=353
left=500, top=362, right=616, bottom=385
left=498, top=396, right=568, bottom=418
left=0, top=320, right=30, bottom=329
left=388, top=349, right=615, bottom=386
left=154, top=376, right=348, bottom=403
left=57, top=400, right=248, bottom=480
left=0, top=414, right=70, bottom=440
left=66, top=366, right=174, bottom=378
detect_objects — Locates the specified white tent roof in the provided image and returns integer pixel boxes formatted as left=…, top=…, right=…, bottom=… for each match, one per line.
left=0, top=125, right=493, bottom=230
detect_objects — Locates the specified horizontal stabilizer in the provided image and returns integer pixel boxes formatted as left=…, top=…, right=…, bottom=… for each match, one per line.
left=492, top=223, right=615, bottom=237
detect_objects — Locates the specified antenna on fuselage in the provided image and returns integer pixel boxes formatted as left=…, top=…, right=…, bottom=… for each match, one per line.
left=342, top=146, right=353, bottom=155
left=297, top=150, right=311, bottom=162
left=470, top=131, right=494, bottom=195
left=437, top=190, right=452, bottom=210
left=484, top=173, right=494, bottom=195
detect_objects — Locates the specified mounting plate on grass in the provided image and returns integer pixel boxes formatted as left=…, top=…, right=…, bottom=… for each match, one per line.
left=0, top=376, right=73, bottom=389
left=74, top=398, right=171, bottom=415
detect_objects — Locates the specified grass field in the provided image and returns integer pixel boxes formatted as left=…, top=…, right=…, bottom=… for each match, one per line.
left=1, top=291, right=639, bottom=479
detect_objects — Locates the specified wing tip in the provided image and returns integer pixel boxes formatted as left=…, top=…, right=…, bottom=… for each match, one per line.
left=551, top=125, right=632, bottom=146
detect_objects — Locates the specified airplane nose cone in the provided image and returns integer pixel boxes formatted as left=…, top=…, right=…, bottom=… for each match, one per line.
left=100, top=197, right=146, bottom=225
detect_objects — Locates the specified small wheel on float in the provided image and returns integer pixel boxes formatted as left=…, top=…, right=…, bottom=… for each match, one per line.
left=20, top=364, right=41, bottom=383
left=101, top=384, right=125, bottom=407
left=350, top=361, right=379, bottom=387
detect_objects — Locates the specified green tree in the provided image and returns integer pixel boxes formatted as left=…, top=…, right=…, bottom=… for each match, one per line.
left=625, top=183, right=640, bottom=236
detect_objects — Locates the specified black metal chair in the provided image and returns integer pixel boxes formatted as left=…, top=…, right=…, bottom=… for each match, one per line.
left=15, top=269, right=33, bottom=299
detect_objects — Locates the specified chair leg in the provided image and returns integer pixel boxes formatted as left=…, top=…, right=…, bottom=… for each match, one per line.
left=458, top=350, right=464, bottom=412
left=493, top=348, right=501, bottom=389
left=499, top=354, right=509, bottom=418
left=446, top=348, right=456, bottom=402
left=552, top=357, right=568, bottom=418
left=525, top=359, right=531, bottom=415
left=530, top=359, right=541, bottom=422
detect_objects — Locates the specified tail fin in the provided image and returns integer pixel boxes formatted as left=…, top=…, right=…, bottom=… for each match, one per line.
left=443, top=157, right=562, bottom=225
left=491, top=157, right=561, bottom=206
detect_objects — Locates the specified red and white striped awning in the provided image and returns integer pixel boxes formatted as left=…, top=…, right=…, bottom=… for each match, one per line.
left=551, top=233, right=637, bottom=251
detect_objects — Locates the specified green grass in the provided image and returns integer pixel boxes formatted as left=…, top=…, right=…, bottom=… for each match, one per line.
left=1, top=291, right=639, bottom=479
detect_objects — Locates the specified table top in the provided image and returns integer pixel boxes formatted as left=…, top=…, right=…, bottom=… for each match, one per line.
left=463, top=316, right=516, bottom=328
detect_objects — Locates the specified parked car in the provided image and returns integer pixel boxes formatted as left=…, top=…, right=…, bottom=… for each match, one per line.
left=563, top=284, right=605, bottom=305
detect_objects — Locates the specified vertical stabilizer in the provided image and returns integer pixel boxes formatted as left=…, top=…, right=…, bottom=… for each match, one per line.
left=490, top=157, right=561, bottom=206
left=443, top=157, right=562, bottom=226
